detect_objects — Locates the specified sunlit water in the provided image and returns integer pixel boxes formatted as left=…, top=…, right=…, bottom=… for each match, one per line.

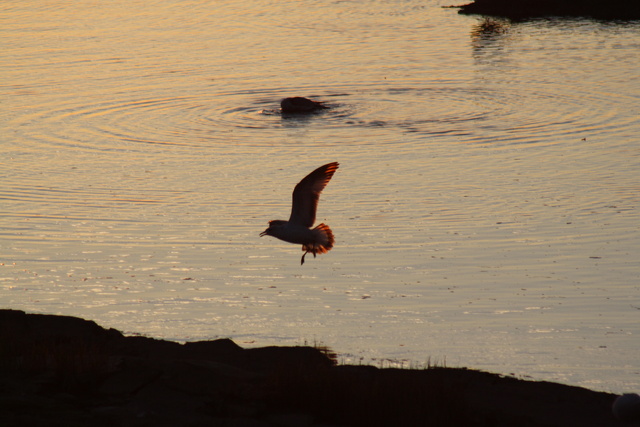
left=2, top=0, right=639, bottom=393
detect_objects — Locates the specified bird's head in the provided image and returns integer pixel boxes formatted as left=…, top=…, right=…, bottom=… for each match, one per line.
left=259, top=220, right=287, bottom=237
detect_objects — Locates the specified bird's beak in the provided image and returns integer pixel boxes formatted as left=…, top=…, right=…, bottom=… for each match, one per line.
left=259, top=230, right=267, bottom=237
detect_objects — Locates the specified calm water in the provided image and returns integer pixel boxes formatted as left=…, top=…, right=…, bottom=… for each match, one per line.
left=2, top=0, right=639, bottom=393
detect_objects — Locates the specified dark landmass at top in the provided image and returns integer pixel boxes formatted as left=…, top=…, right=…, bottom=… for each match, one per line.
left=0, top=310, right=627, bottom=426
left=455, top=0, right=640, bottom=20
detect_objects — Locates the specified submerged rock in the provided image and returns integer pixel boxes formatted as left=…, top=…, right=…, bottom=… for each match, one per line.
left=280, top=97, right=329, bottom=114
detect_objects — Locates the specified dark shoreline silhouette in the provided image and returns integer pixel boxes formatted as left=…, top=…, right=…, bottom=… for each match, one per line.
left=0, top=309, right=627, bottom=426
left=455, top=0, right=640, bottom=20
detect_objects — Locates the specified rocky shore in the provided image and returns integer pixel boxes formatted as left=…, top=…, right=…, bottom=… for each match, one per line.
left=456, top=0, right=640, bottom=20
left=0, top=309, right=628, bottom=426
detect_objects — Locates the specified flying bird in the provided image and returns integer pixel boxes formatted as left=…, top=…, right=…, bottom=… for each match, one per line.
left=260, top=162, right=339, bottom=265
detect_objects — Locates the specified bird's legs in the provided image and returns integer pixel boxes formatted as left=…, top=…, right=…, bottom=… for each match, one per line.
left=300, top=250, right=317, bottom=265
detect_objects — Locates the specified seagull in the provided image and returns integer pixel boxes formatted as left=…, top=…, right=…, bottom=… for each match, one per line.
left=280, top=97, right=329, bottom=114
left=260, top=162, right=339, bottom=265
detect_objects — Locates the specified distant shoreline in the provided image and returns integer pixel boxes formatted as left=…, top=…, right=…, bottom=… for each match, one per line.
left=454, top=0, right=640, bottom=20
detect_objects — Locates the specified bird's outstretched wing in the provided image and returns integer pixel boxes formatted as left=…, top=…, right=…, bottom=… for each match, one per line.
left=289, top=162, right=339, bottom=228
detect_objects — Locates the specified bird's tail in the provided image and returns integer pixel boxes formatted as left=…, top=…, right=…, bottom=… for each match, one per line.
left=302, top=223, right=335, bottom=256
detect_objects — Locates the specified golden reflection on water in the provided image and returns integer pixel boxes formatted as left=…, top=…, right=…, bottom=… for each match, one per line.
left=2, top=0, right=639, bottom=392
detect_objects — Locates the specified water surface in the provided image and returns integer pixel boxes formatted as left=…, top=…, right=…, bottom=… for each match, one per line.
left=2, top=0, right=639, bottom=393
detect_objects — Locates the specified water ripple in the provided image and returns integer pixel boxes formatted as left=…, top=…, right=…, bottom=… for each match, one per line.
left=7, top=76, right=636, bottom=156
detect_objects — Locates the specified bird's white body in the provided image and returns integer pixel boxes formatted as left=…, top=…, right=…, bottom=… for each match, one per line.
left=263, top=220, right=333, bottom=249
left=263, top=220, right=317, bottom=245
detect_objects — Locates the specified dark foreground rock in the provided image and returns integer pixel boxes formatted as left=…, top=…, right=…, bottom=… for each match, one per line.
left=0, top=310, right=626, bottom=426
left=456, top=0, right=640, bottom=20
